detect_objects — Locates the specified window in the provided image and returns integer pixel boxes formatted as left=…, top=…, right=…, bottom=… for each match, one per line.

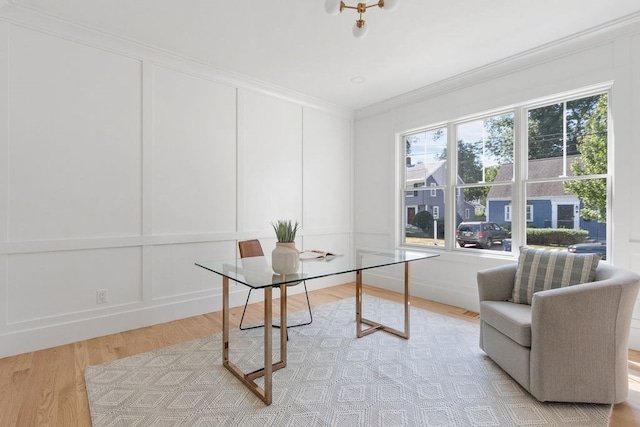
left=526, top=205, right=533, bottom=222
left=524, top=93, right=608, bottom=246
left=400, top=88, right=610, bottom=256
left=506, top=204, right=533, bottom=222
left=403, top=127, right=447, bottom=247
left=456, top=112, right=514, bottom=252
left=406, top=182, right=423, bottom=198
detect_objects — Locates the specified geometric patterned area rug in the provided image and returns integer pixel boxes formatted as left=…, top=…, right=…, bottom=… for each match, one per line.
left=84, top=297, right=612, bottom=426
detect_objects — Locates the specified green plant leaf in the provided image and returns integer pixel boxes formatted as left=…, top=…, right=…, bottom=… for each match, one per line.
left=271, top=220, right=300, bottom=243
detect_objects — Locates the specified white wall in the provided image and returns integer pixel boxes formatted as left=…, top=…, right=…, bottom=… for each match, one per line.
left=353, top=17, right=640, bottom=348
left=0, top=14, right=353, bottom=357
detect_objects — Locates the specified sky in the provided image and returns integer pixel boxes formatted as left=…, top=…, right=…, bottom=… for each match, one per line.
left=407, top=118, right=508, bottom=168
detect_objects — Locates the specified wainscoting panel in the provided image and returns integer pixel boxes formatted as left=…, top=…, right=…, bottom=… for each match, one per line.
left=302, top=108, right=352, bottom=233
left=0, top=255, right=6, bottom=333
left=354, top=231, right=394, bottom=250
left=151, top=241, right=235, bottom=301
left=151, top=65, right=237, bottom=236
left=627, top=249, right=640, bottom=349
left=6, top=247, right=143, bottom=325
left=354, top=114, right=393, bottom=235
left=301, top=233, right=352, bottom=254
left=237, top=89, right=303, bottom=234
left=0, top=17, right=353, bottom=358
left=7, top=25, right=142, bottom=241
left=0, top=21, right=7, bottom=245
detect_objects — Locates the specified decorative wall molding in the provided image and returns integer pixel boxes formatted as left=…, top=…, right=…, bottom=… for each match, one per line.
left=0, top=14, right=355, bottom=357
left=0, top=2, right=354, bottom=120
left=355, top=13, right=640, bottom=120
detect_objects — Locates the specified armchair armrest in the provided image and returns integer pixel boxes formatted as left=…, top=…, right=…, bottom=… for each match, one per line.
left=530, top=277, right=639, bottom=402
left=477, top=264, right=517, bottom=302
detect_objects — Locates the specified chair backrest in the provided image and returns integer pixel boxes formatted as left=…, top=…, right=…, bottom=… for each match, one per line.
left=238, top=239, right=264, bottom=258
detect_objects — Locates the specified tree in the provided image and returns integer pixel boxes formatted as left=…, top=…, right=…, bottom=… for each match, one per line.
left=483, top=94, right=607, bottom=221
left=436, top=142, right=485, bottom=201
left=411, top=210, right=434, bottom=234
left=484, top=164, right=499, bottom=183
left=437, top=143, right=499, bottom=205
left=564, top=95, right=608, bottom=222
left=484, top=95, right=602, bottom=163
left=406, top=134, right=418, bottom=156
left=484, top=115, right=514, bottom=162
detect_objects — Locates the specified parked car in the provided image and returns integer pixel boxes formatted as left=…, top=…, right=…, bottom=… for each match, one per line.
left=405, top=224, right=425, bottom=237
left=456, top=221, right=509, bottom=249
left=567, top=242, right=607, bottom=260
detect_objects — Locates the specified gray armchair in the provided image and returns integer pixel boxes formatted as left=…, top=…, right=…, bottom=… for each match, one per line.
left=478, top=262, right=640, bottom=404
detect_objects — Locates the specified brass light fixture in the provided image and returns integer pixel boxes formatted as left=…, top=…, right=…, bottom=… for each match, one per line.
left=325, top=0, right=400, bottom=39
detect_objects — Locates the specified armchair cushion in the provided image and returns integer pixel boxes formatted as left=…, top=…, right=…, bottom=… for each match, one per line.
left=512, top=247, right=600, bottom=304
left=480, top=301, right=532, bottom=347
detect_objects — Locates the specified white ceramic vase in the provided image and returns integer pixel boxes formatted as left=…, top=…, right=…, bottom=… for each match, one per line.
left=272, top=242, right=300, bottom=275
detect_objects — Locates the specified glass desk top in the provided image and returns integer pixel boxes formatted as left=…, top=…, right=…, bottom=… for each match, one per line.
left=195, top=247, right=438, bottom=288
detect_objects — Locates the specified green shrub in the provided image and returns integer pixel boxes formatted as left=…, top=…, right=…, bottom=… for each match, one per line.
left=526, top=228, right=588, bottom=246
left=411, top=210, right=434, bottom=232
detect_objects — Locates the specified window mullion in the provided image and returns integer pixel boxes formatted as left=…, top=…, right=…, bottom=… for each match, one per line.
left=446, top=122, right=457, bottom=250
left=513, top=106, right=527, bottom=251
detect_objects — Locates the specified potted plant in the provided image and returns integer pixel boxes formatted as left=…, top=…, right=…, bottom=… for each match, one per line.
left=271, top=220, right=300, bottom=274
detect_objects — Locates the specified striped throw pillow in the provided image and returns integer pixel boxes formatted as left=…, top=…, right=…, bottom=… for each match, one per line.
left=512, top=247, right=601, bottom=305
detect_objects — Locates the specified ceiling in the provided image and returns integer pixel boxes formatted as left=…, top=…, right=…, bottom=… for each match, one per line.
left=6, top=0, right=640, bottom=110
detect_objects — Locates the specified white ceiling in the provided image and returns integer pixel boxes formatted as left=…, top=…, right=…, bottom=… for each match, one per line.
left=7, top=0, right=640, bottom=110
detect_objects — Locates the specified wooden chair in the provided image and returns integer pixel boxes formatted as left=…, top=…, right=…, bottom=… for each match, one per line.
left=238, top=239, right=313, bottom=331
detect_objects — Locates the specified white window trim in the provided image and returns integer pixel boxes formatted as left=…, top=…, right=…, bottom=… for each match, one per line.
left=399, top=85, right=611, bottom=253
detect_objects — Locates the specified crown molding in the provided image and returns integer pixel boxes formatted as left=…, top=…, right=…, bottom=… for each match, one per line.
left=0, top=1, right=354, bottom=120
left=355, top=11, right=640, bottom=121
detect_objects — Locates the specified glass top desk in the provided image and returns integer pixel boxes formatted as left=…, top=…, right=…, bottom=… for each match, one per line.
left=195, top=247, right=438, bottom=405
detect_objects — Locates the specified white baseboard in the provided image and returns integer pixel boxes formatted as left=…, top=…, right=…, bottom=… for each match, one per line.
left=361, top=270, right=480, bottom=313
left=0, top=274, right=347, bottom=359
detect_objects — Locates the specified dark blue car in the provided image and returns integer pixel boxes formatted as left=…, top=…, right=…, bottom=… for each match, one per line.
left=567, top=243, right=606, bottom=260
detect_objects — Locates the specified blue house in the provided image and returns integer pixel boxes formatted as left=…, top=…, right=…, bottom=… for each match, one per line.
left=486, top=156, right=606, bottom=242
left=405, top=160, right=476, bottom=226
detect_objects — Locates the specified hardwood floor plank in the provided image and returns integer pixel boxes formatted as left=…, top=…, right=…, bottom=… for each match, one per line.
left=34, top=348, right=59, bottom=426
left=0, top=283, right=637, bottom=426
left=72, top=341, right=92, bottom=426
left=14, top=349, right=48, bottom=426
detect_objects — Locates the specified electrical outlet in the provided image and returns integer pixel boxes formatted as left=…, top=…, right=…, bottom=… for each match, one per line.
left=96, top=289, right=108, bottom=304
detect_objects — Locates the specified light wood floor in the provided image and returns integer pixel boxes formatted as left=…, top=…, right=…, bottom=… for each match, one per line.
left=0, top=283, right=638, bottom=426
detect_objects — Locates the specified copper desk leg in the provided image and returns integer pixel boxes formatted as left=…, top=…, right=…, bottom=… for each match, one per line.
left=355, top=262, right=410, bottom=340
left=222, top=280, right=287, bottom=405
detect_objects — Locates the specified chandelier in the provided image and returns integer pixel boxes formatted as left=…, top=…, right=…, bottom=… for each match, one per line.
left=324, top=0, right=400, bottom=39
